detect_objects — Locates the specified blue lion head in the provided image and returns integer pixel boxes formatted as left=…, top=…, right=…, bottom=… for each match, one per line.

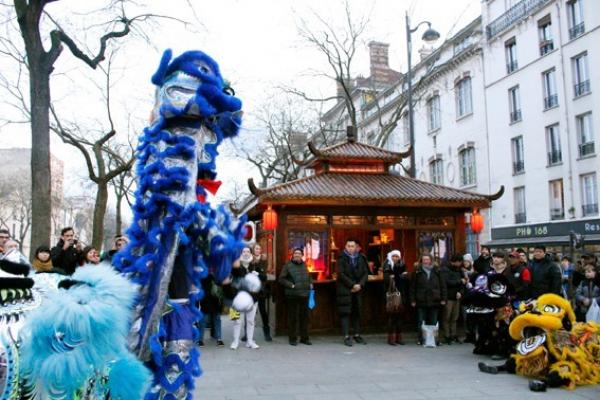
left=150, top=49, right=243, bottom=140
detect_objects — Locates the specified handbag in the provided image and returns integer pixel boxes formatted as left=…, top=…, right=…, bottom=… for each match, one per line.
left=308, top=289, right=316, bottom=310
left=586, top=298, right=600, bottom=323
left=385, top=277, right=403, bottom=314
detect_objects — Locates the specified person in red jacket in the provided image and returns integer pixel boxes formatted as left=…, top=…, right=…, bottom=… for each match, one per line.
left=507, top=250, right=531, bottom=302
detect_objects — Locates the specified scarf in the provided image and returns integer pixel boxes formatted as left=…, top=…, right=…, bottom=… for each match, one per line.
left=32, top=258, right=53, bottom=272
left=422, top=264, right=433, bottom=279
left=343, top=249, right=358, bottom=267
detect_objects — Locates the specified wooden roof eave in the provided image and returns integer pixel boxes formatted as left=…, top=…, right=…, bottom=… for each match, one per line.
left=251, top=197, right=491, bottom=209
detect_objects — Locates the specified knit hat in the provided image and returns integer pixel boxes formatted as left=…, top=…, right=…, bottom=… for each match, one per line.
left=463, top=253, right=474, bottom=263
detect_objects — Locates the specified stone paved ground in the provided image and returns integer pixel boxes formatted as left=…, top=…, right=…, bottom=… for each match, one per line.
left=194, top=319, right=600, bottom=400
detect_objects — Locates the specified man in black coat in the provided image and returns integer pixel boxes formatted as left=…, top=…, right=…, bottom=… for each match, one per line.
left=279, top=248, right=313, bottom=346
left=474, top=246, right=492, bottom=275
left=528, top=245, right=562, bottom=298
left=50, top=227, right=82, bottom=275
left=336, top=238, right=369, bottom=347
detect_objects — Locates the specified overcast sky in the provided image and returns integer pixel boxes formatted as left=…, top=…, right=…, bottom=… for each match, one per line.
left=0, top=0, right=480, bottom=208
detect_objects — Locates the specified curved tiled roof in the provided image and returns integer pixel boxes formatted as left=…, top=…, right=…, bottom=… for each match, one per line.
left=313, top=141, right=405, bottom=163
left=250, top=172, right=498, bottom=208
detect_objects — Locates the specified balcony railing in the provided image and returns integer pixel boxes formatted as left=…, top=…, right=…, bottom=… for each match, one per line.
left=506, top=60, right=518, bottom=74
left=574, top=80, right=591, bottom=97
left=582, top=203, right=599, bottom=216
left=547, top=150, right=562, bottom=165
left=539, top=40, right=554, bottom=56
left=510, top=109, right=522, bottom=123
left=515, top=212, right=527, bottom=224
left=550, top=208, right=564, bottom=220
left=486, top=0, right=553, bottom=40
left=513, top=160, right=525, bottom=174
left=544, top=94, right=558, bottom=110
left=569, top=22, right=585, bottom=40
left=579, top=142, right=595, bottom=157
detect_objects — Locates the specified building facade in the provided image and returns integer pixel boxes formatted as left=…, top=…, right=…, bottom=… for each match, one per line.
left=483, top=0, right=600, bottom=253
left=0, top=148, right=95, bottom=255
left=320, top=0, right=600, bottom=255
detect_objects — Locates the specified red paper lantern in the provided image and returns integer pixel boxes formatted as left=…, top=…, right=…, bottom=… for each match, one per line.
left=470, top=210, right=484, bottom=234
left=262, top=205, right=278, bottom=230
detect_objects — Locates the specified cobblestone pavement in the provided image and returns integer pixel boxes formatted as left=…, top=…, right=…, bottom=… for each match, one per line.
left=194, top=319, right=600, bottom=400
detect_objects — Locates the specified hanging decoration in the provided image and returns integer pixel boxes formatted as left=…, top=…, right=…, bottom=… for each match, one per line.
left=471, top=209, right=484, bottom=234
left=262, top=205, right=278, bottom=230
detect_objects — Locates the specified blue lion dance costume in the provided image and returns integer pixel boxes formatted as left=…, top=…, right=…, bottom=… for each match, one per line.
left=113, top=49, right=246, bottom=399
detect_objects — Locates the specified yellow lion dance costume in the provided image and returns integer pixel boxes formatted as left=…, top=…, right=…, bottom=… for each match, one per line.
left=479, top=293, right=600, bottom=390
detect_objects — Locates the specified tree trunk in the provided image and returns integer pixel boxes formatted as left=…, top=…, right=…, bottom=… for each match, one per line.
left=92, top=181, right=109, bottom=250
left=115, top=191, right=122, bottom=236
left=29, top=63, right=53, bottom=258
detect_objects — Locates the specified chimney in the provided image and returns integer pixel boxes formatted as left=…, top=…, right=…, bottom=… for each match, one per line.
left=368, top=41, right=391, bottom=87
left=346, top=125, right=357, bottom=143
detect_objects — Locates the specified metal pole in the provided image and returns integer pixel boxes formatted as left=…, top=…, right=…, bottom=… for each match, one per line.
left=406, top=12, right=415, bottom=178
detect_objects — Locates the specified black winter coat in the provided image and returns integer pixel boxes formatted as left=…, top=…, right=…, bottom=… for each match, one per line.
left=410, top=265, right=447, bottom=307
left=528, top=256, right=562, bottom=298
left=50, top=240, right=81, bottom=275
left=336, top=252, right=368, bottom=315
left=474, top=255, right=491, bottom=275
left=200, top=274, right=222, bottom=314
left=382, top=260, right=408, bottom=304
left=279, top=260, right=312, bottom=298
left=508, top=263, right=531, bottom=301
left=222, top=264, right=248, bottom=304
left=249, top=258, right=270, bottom=298
left=440, top=265, right=464, bottom=300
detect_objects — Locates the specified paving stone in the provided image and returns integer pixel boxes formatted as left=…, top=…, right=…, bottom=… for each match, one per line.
left=193, top=318, right=600, bottom=400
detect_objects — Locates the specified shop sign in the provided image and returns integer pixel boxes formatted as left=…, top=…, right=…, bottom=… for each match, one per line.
left=492, top=218, right=600, bottom=240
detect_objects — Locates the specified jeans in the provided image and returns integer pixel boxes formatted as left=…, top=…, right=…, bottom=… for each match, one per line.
left=198, top=312, right=222, bottom=341
left=286, top=296, right=309, bottom=341
left=416, top=306, right=439, bottom=339
left=341, top=294, right=361, bottom=337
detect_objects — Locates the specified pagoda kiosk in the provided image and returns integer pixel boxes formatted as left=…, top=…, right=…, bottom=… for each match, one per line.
left=240, top=128, right=503, bottom=334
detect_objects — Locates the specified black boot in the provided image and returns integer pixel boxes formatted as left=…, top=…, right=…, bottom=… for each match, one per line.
left=263, top=326, right=273, bottom=342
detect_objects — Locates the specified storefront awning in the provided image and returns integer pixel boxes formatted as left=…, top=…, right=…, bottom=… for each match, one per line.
left=485, top=234, right=600, bottom=248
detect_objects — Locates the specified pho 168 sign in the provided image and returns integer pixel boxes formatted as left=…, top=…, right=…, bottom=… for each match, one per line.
left=491, top=218, right=600, bottom=240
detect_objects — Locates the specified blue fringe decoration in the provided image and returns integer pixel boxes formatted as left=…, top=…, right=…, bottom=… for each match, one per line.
left=113, top=49, right=245, bottom=398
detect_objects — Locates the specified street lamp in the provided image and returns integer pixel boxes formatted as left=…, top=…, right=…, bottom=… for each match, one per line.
left=406, top=12, right=440, bottom=178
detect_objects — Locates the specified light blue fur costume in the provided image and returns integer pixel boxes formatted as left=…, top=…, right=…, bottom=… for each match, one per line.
left=112, top=49, right=246, bottom=399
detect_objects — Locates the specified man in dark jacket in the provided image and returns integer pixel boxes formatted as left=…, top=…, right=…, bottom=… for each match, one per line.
left=528, top=245, right=562, bottom=298
left=50, top=227, right=82, bottom=275
left=279, top=248, right=313, bottom=346
left=410, top=253, right=447, bottom=345
left=336, top=238, right=369, bottom=346
left=507, top=250, right=531, bottom=301
left=473, top=246, right=492, bottom=275
left=440, top=254, right=465, bottom=344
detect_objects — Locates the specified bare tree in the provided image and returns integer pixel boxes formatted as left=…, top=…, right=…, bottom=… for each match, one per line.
left=50, top=54, right=135, bottom=249
left=294, top=1, right=369, bottom=132
left=238, top=96, right=332, bottom=187
left=108, top=135, right=136, bottom=236
left=0, top=181, right=31, bottom=250
left=9, top=0, right=183, bottom=256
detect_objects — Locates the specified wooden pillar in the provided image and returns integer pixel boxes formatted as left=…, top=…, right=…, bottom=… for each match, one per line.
left=455, top=213, right=466, bottom=254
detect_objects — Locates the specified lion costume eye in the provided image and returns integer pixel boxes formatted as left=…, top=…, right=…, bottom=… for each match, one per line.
left=195, top=61, right=214, bottom=76
left=542, top=304, right=561, bottom=314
